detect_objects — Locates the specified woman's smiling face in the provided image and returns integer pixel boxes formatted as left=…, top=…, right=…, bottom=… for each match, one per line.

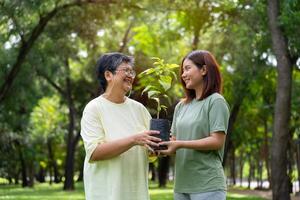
left=181, top=58, right=206, bottom=90
left=113, top=62, right=135, bottom=93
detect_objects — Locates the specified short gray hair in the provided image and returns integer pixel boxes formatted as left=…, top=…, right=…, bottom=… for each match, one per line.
left=96, top=52, right=134, bottom=92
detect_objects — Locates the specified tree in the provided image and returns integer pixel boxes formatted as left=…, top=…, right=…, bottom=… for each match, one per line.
left=0, top=0, right=114, bottom=103
left=267, top=0, right=293, bottom=199
left=29, top=96, right=67, bottom=184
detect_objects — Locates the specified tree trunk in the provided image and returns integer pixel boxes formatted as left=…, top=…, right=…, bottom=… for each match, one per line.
left=14, top=171, right=19, bottom=185
left=63, top=142, right=76, bottom=190
left=63, top=59, right=80, bottom=190
left=28, top=161, right=35, bottom=187
left=47, top=138, right=61, bottom=183
left=267, top=0, right=293, bottom=199
left=257, top=160, right=263, bottom=189
left=36, top=165, right=46, bottom=183
left=192, top=28, right=200, bottom=50
left=149, top=163, right=156, bottom=181
left=287, top=129, right=294, bottom=194
left=263, top=119, right=271, bottom=189
left=251, top=160, right=255, bottom=189
left=287, top=153, right=293, bottom=194
left=296, top=136, right=300, bottom=194
left=53, top=161, right=60, bottom=183
left=223, top=100, right=242, bottom=166
left=49, top=161, right=53, bottom=185
left=239, top=152, right=244, bottom=187
left=230, top=146, right=236, bottom=185
left=37, top=59, right=80, bottom=190
left=247, top=155, right=252, bottom=189
left=77, top=164, right=84, bottom=182
left=8, top=177, right=12, bottom=184
left=15, top=140, right=28, bottom=187
left=158, top=156, right=170, bottom=187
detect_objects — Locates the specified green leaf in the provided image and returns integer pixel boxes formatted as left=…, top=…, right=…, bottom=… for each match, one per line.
left=151, top=57, right=160, bottom=60
left=163, top=94, right=169, bottom=99
left=153, top=97, right=160, bottom=104
left=148, top=91, right=160, bottom=98
left=169, top=64, right=179, bottom=69
left=171, top=71, right=178, bottom=80
left=141, top=85, right=153, bottom=95
left=138, top=68, right=156, bottom=76
left=159, top=80, right=171, bottom=91
left=159, top=76, right=172, bottom=91
left=161, top=105, right=168, bottom=112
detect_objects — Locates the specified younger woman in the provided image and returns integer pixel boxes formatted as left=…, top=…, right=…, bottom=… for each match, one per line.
left=160, top=50, right=230, bottom=200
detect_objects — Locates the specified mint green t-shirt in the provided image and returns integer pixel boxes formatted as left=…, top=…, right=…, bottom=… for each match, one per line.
left=171, top=93, right=230, bottom=193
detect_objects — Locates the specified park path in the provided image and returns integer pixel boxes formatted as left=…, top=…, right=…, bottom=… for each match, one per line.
left=228, top=188, right=300, bottom=200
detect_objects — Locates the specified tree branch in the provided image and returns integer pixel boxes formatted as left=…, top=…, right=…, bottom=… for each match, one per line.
left=118, top=21, right=134, bottom=52
left=35, top=68, right=66, bottom=96
left=0, top=0, right=116, bottom=103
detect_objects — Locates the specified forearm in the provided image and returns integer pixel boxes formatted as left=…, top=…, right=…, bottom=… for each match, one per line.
left=177, top=134, right=225, bottom=151
left=90, top=136, right=135, bottom=161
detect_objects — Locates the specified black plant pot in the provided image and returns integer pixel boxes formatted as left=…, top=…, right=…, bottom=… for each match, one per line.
left=150, top=118, right=170, bottom=150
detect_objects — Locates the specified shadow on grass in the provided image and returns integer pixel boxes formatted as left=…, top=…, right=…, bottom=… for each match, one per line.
left=0, top=183, right=85, bottom=200
left=149, top=182, right=265, bottom=200
left=0, top=182, right=266, bottom=200
left=227, top=193, right=267, bottom=200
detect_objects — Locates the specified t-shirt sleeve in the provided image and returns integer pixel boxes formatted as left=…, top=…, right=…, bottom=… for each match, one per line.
left=80, top=101, right=105, bottom=163
left=209, top=98, right=230, bottom=134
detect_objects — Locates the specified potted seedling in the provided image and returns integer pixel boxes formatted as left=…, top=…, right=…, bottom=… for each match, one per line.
left=138, top=57, right=179, bottom=150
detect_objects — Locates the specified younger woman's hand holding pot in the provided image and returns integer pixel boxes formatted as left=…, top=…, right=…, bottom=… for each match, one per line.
left=158, top=140, right=180, bottom=156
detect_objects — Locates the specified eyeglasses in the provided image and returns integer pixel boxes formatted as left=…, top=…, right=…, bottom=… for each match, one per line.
left=115, top=68, right=136, bottom=78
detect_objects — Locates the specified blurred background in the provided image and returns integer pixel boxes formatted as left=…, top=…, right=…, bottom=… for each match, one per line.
left=0, top=0, right=299, bottom=199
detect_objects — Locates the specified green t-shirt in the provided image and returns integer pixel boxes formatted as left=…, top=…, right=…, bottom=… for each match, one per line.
left=171, top=93, right=230, bottom=193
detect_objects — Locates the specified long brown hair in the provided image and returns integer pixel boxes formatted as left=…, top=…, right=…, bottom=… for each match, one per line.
left=181, top=50, right=222, bottom=103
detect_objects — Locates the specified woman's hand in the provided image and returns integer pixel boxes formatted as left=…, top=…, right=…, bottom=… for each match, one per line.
left=158, top=132, right=226, bottom=156
left=158, top=140, right=180, bottom=156
left=132, top=130, right=161, bottom=152
left=90, top=130, right=160, bottom=161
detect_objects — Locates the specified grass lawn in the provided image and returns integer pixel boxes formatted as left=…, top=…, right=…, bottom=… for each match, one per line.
left=0, top=182, right=266, bottom=200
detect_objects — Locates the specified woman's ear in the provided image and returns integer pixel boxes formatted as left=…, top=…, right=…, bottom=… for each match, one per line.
left=201, top=65, right=207, bottom=76
left=104, top=71, right=113, bottom=82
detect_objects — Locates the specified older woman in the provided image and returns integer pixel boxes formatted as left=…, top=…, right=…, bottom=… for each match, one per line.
left=80, top=52, right=160, bottom=200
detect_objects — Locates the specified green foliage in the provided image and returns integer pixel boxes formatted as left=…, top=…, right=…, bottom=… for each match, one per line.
left=29, top=95, right=67, bottom=142
left=280, top=0, right=300, bottom=57
left=28, top=95, right=67, bottom=172
left=0, top=0, right=299, bottom=193
left=138, top=57, right=179, bottom=118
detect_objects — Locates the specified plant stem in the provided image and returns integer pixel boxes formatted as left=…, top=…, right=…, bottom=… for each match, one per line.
left=157, top=99, right=160, bottom=119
